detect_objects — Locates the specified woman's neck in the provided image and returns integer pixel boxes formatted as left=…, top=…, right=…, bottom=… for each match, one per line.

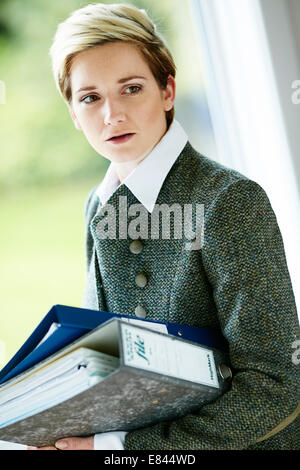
left=112, top=127, right=168, bottom=183
left=112, top=156, right=145, bottom=183
left=112, top=144, right=155, bottom=183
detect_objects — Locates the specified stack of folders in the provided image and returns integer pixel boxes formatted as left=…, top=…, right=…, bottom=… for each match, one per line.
left=0, top=347, right=119, bottom=429
left=0, top=306, right=231, bottom=447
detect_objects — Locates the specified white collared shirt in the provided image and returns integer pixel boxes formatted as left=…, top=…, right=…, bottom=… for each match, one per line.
left=93, top=119, right=188, bottom=450
left=95, top=119, right=188, bottom=212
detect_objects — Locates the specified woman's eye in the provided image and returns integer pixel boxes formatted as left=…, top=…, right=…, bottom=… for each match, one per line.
left=123, top=85, right=141, bottom=94
left=81, top=94, right=99, bottom=104
left=80, top=86, right=141, bottom=104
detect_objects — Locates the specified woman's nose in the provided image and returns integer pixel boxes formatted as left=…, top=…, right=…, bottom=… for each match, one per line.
left=103, top=98, right=126, bottom=125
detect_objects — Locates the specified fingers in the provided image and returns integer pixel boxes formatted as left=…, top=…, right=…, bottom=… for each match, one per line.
left=55, top=436, right=94, bottom=450
left=26, top=435, right=94, bottom=450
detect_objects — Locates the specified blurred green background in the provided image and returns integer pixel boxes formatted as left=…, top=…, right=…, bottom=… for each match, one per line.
left=0, top=0, right=214, bottom=367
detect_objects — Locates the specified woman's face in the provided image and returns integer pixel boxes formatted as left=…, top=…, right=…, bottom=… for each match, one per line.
left=69, top=41, right=175, bottom=163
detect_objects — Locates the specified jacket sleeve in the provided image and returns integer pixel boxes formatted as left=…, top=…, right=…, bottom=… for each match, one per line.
left=124, top=178, right=299, bottom=450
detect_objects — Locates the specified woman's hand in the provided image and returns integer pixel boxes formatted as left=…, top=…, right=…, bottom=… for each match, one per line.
left=27, top=436, right=94, bottom=450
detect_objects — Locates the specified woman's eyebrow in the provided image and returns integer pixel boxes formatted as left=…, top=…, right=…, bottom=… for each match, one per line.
left=75, top=76, right=147, bottom=93
left=76, top=86, right=98, bottom=93
left=117, top=75, right=147, bottom=83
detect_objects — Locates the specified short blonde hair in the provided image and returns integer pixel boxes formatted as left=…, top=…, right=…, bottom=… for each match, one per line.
left=49, top=2, right=176, bottom=128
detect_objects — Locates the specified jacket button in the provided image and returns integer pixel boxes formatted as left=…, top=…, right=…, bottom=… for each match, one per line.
left=134, top=305, right=147, bottom=318
left=129, top=240, right=143, bottom=254
left=135, top=272, right=148, bottom=288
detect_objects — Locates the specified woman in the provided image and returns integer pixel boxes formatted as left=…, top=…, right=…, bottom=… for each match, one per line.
left=38, top=2, right=299, bottom=450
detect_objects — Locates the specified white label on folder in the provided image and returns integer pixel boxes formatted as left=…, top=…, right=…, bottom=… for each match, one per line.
left=121, top=324, right=219, bottom=388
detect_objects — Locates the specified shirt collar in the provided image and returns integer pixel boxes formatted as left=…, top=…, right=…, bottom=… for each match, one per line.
left=96, top=119, right=188, bottom=213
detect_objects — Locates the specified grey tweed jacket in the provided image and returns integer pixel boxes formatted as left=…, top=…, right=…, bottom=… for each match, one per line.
left=83, top=141, right=299, bottom=450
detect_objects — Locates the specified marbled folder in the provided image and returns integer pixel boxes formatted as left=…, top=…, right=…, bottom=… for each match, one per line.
left=0, top=317, right=231, bottom=447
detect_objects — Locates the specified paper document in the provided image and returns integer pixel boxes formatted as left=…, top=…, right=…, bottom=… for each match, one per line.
left=0, top=439, right=27, bottom=450
left=34, top=322, right=61, bottom=350
left=0, top=347, right=119, bottom=428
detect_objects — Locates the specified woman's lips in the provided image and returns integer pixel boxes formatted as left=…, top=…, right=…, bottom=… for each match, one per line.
left=107, top=133, right=135, bottom=144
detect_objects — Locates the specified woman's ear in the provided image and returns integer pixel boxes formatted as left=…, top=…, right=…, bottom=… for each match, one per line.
left=163, top=75, right=176, bottom=112
left=68, top=104, right=82, bottom=130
